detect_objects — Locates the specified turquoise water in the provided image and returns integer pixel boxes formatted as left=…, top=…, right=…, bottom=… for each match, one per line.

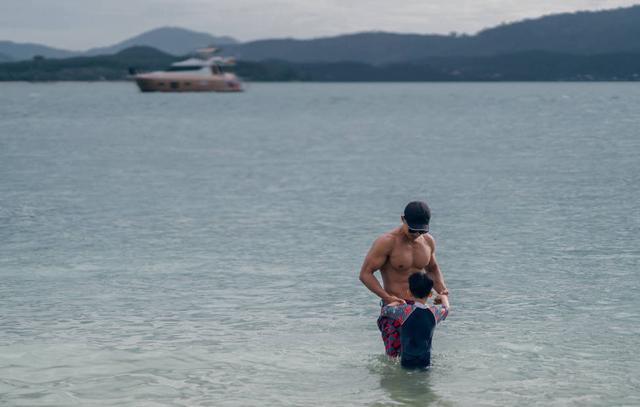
left=1, top=82, right=639, bottom=406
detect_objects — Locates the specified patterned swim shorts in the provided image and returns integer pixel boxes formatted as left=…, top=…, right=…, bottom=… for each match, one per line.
left=377, top=314, right=402, bottom=356
left=377, top=300, right=414, bottom=357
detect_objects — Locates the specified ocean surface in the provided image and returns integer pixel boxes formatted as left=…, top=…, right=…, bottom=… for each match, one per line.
left=1, top=82, right=639, bottom=406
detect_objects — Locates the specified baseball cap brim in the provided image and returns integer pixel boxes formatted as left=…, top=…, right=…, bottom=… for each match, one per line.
left=406, top=221, right=429, bottom=231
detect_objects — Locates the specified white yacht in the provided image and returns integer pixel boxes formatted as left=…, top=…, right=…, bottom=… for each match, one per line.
left=130, top=48, right=243, bottom=92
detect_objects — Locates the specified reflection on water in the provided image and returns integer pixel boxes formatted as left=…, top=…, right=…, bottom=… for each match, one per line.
left=369, top=355, right=450, bottom=407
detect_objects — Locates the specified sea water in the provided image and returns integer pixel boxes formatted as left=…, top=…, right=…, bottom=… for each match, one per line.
left=1, top=82, right=639, bottom=406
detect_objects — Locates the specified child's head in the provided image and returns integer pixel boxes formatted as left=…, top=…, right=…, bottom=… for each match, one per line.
left=408, top=272, right=434, bottom=299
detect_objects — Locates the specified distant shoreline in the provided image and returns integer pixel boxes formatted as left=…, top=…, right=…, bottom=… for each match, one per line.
left=2, top=49, right=639, bottom=82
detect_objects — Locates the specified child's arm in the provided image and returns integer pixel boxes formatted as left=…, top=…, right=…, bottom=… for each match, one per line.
left=430, top=294, right=450, bottom=324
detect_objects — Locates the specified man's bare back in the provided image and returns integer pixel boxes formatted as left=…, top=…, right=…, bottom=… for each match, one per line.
left=359, top=202, right=447, bottom=304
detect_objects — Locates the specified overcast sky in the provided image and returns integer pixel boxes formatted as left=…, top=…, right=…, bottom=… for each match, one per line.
left=1, top=0, right=639, bottom=50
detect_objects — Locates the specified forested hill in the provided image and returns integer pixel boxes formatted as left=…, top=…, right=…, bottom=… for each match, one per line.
left=0, top=27, right=237, bottom=62
left=225, top=5, right=640, bottom=63
left=2, top=46, right=639, bottom=82
left=2, top=5, right=640, bottom=64
left=472, top=5, right=640, bottom=55
left=83, top=27, right=238, bottom=57
left=0, top=47, right=177, bottom=81
left=2, top=5, right=640, bottom=81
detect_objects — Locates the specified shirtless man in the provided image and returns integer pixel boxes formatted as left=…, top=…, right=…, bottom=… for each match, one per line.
left=359, top=201, right=448, bottom=356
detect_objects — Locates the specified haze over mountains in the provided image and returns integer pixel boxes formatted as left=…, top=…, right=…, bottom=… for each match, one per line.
left=1, top=5, right=640, bottom=64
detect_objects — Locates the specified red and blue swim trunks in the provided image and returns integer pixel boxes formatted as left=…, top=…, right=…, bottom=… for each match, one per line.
left=377, top=300, right=414, bottom=357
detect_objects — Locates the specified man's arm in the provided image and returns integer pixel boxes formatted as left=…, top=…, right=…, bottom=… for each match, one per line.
left=424, top=235, right=448, bottom=295
left=435, top=294, right=450, bottom=309
left=359, top=235, right=405, bottom=304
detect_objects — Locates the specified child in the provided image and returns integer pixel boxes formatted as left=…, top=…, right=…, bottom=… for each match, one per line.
left=381, top=271, right=450, bottom=369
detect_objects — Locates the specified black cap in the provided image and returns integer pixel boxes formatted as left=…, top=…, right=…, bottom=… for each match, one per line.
left=403, top=201, right=430, bottom=231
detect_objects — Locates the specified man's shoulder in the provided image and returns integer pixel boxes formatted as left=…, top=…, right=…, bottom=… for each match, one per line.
left=421, top=233, right=435, bottom=251
left=374, top=230, right=398, bottom=248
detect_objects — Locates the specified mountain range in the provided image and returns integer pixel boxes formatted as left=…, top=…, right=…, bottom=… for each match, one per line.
left=1, top=4, right=640, bottom=65
left=0, top=27, right=236, bottom=62
left=0, top=41, right=76, bottom=61
left=224, top=5, right=640, bottom=64
left=83, top=27, right=237, bottom=57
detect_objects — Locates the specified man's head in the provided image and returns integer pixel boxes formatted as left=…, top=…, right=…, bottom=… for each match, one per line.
left=408, top=272, right=434, bottom=299
left=401, top=201, right=430, bottom=238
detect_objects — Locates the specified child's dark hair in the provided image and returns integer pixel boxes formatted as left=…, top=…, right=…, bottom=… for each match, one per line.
left=408, top=272, right=434, bottom=298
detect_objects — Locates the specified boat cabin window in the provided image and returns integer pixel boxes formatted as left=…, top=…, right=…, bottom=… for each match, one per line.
left=170, top=82, right=179, bottom=89
left=166, top=66, right=203, bottom=72
left=211, top=65, right=223, bottom=75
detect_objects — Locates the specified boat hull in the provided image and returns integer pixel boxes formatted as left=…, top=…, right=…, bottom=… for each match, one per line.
left=134, top=77, right=243, bottom=93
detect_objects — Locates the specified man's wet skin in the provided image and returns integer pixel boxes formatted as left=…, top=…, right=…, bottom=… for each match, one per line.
left=379, top=227, right=434, bottom=300
left=359, top=216, right=447, bottom=304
